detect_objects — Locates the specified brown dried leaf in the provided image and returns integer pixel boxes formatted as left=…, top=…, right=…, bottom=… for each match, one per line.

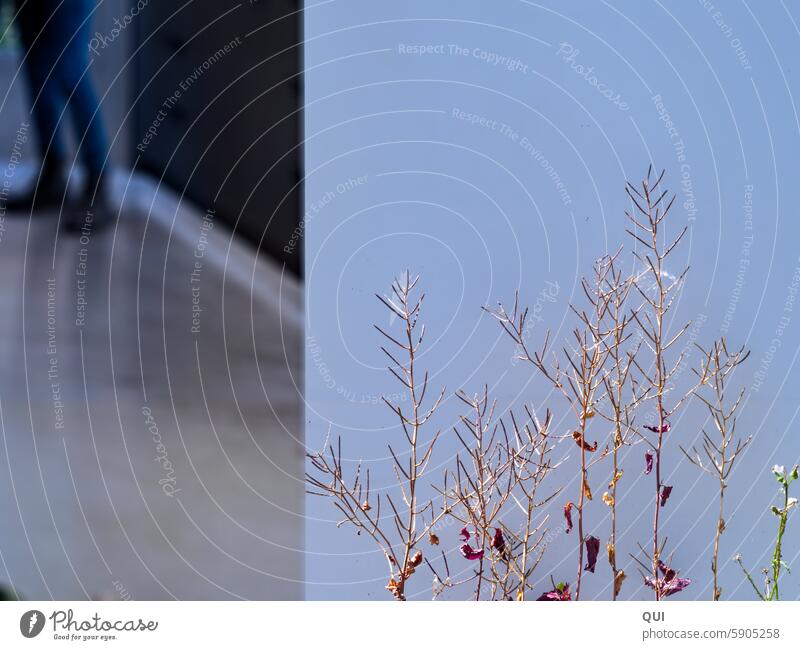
left=614, top=570, right=627, bottom=598
left=386, top=578, right=403, bottom=600
left=583, top=477, right=593, bottom=501
left=573, top=430, right=598, bottom=452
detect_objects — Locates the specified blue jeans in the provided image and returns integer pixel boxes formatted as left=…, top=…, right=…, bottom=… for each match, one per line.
left=15, top=0, right=108, bottom=176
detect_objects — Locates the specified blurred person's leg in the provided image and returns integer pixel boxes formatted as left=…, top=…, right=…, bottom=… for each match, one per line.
left=55, top=0, right=110, bottom=220
left=7, top=0, right=69, bottom=211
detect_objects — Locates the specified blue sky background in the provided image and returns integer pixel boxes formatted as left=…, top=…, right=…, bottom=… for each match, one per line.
left=304, top=0, right=800, bottom=600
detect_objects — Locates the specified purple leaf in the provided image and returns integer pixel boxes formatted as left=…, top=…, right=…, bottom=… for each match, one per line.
left=459, top=543, right=484, bottom=561
left=490, top=528, right=505, bottom=554
left=644, top=451, right=654, bottom=475
left=537, top=582, right=571, bottom=601
left=644, top=561, right=691, bottom=598
left=564, top=502, right=574, bottom=533
left=658, top=560, right=675, bottom=581
left=584, top=536, right=600, bottom=573
left=662, top=577, right=692, bottom=597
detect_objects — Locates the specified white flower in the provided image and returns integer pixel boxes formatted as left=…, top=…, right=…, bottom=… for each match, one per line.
left=772, top=465, right=785, bottom=476
left=788, top=497, right=798, bottom=510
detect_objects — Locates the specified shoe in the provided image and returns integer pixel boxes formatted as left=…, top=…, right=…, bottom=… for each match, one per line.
left=62, top=172, right=112, bottom=233
left=5, top=159, right=69, bottom=212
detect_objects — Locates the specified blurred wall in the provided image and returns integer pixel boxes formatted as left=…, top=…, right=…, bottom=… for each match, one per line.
left=133, top=1, right=303, bottom=275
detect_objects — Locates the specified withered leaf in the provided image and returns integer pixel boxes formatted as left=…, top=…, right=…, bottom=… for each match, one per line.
left=563, top=502, right=574, bottom=533
left=573, top=430, right=598, bottom=452
left=490, top=528, right=506, bottom=554
left=614, top=570, right=627, bottom=597
left=660, top=485, right=673, bottom=507
left=386, top=578, right=403, bottom=600
left=584, top=536, right=600, bottom=573
left=459, top=544, right=484, bottom=561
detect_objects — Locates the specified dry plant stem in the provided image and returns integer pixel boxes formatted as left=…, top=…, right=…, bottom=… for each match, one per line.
left=626, top=168, right=692, bottom=600
left=574, top=337, right=595, bottom=600
left=713, top=492, right=724, bottom=598
left=396, top=280, right=422, bottom=590
left=681, top=340, right=750, bottom=601
left=376, top=273, right=446, bottom=598
left=462, top=390, right=493, bottom=601
left=501, top=407, right=559, bottom=599
left=568, top=261, right=615, bottom=599
left=609, top=348, right=623, bottom=598
left=487, top=269, right=611, bottom=599
left=307, top=442, right=398, bottom=569
left=306, top=273, right=445, bottom=600
left=445, top=388, right=509, bottom=600
left=442, top=394, right=559, bottom=600
left=607, top=326, right=626, bottom=600
left=596, top=253, right=642, bottom=599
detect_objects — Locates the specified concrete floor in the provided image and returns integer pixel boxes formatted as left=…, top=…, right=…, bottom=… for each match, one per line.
left=0, top=171, right=304, bottom=600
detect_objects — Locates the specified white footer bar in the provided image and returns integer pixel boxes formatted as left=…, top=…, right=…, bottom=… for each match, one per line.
left=0, top=601, right=796, bottom=648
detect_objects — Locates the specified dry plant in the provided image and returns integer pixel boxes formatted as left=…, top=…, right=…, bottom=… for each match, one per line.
left=625, top=167, right=696, bottom=600
left=502, top=407, right=561, bottom=600
left=680, top=339, right=750, bottom=600
left=309, top=167, right=778, bottom=603
left=594, top=252, right=646, bottom=599
left=440, top=387, right=511, bottom=601
left=487, top=261, right=612, bottom=600
left=440, top=393, right=560, bottom=600
left=306, top=272, right=445, bottom=600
